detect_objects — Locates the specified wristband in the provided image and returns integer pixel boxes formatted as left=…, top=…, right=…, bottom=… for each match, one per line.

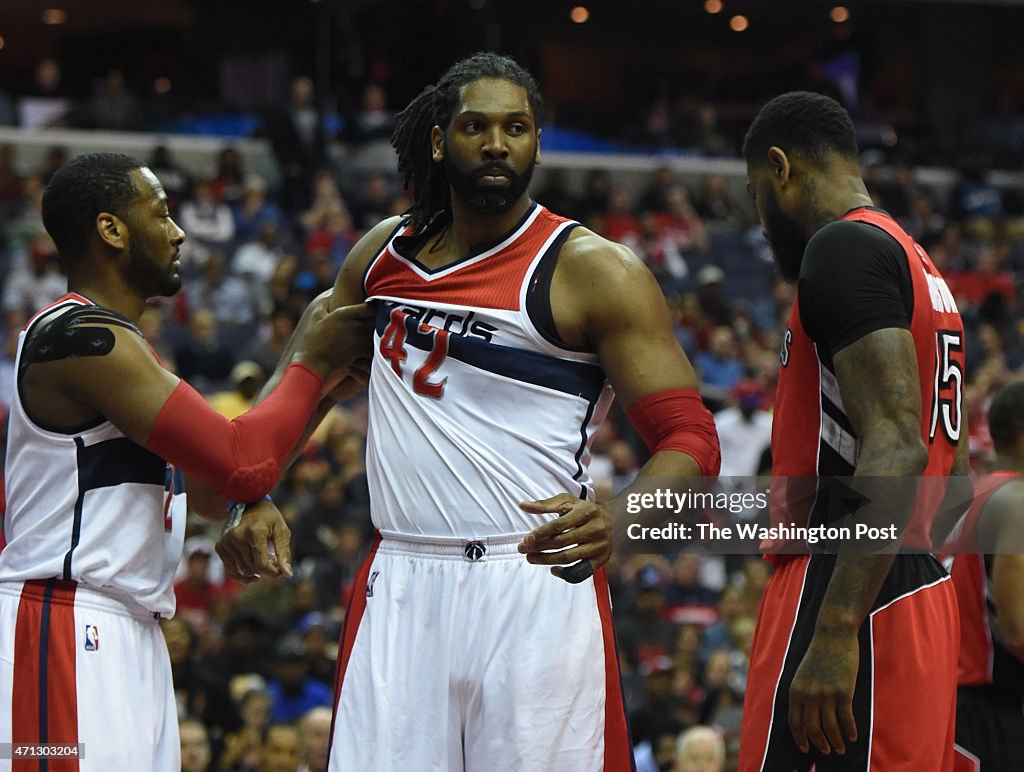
left=223, top=495, right=273, bottom=534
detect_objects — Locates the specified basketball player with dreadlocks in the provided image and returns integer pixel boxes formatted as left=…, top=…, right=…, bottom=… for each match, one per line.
left=237, top=53, right=720, bottom=770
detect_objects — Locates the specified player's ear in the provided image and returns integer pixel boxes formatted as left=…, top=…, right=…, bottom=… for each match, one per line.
left=534, top=128, right=542, bottom=165
left=96, top=212, right=128, bottom=251
left=431, top=125, right=444, bottom=163
left=767, top=146, right=790, bottom=187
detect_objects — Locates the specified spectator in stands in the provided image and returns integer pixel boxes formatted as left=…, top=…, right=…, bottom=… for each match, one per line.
left=696, top=325, right=744, bottom=410
left=0, top=144, right=24, bottom=220
left=296, top=707, right=332, bottom=772
left=173, top=308, right=236, bottom=392
left=163, top=617, right=239, bottom=740
left=638, top=166, right=677, bottom=213
left=260, top=724, right=304, bottom=772
left=347, top=82, right=394, bottom=143
left=244, top=307, right=296, bottom=378
left=949, top=242, right=1016, bottom=317
left=618, top=583, right=678, bottom=669
left=535, top=169, right=582, bottom=221
left=179, top=180, right=236, bottom=267
left=579, top=169, right=612, bottom=224
left=211, top=147, right=246, bottom=205
left=694, top=174, right=749, bottom=228
left=1, top=234, right=65, bottom=317
left=750, top=274, right=794, bottom=335
left=715, top=378, right=773, bottom=485
left=209, top=360, right=265, bottom=419
left=675, top=725, right=726, bottom=772
left=233, top=174, right=289, bottom=244
left=187, top=252, right=257, bottom=328
left=600, top=184, right=642, bottom=245
left=295, top=612, right=335, bottom=687
left=87, top=69, right=140, bottom=131
left=266, top=638, right=333, bottom=723
left=266, top=75, right=324, bottom=214
left=38, top=146, right=67, bottom=186
left=148, top=145, right=192, bottom=212
left=695, top=265, right=733, bottom=326
left=665, top=554, right=719, bottom=610
left=304, top=200, right=359, bottom=270
left=174, top=539, right=226, bottom=618
left=299, top=170, right=344, bottom=232
left=233, top=221, right=286, bottom=291
left=179, top=718, right=213, bottom=772
left=352, top=172, right=396, bottom=230
left=903, top=190, right=947, bottom=246
left=656, top=185, right=709, bottom=254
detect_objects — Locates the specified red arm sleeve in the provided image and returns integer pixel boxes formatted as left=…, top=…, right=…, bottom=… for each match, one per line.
left=145, top=362, right=323, bottom=500
left=626, top=387, right=721, bottom=477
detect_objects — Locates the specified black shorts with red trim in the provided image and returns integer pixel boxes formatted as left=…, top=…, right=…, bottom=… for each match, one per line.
left=739, top=554, right=959, bottom=772
left=953, top=684, right=1024, bottom=771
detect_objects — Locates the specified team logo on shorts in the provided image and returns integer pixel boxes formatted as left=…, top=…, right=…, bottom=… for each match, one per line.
left=84, top=624, right=99, bottom=652
left=366, top=570, right=380, bottom=598
left=463, top=541, right=486, bottom=562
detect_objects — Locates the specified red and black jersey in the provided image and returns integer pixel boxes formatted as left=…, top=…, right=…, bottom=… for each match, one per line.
left=767, top=207, right=965, bottom=556
left=949, top=472, right=1024, bottom=699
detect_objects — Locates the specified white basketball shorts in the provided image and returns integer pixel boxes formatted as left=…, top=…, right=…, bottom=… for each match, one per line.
left=0, top=579, right=179, bottom=771
left=327, top=530, right=634, bottom=772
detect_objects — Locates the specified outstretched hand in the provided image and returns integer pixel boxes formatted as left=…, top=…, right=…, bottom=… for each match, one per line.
left=216, top=498, right=293, bottom=583
left=517, top=493, right=613, bottom=583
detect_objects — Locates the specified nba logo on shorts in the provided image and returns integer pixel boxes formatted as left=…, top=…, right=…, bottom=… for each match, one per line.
left=366, top=570, right=380, bottom=598
left=84, top=624, right=99, bottom=652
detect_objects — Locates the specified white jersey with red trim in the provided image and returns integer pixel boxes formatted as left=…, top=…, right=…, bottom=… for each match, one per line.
left=362, top=203, right=614, bottom=537
left=0, top=293, right=186, bottom=617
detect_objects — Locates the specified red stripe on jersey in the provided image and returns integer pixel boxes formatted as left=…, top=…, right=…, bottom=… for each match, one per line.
left=593, top=569, right=635, bottom=772
left=23, top=294, right=92, bottom=331
left=13, top=580, right=80, bottom=771
left=328, top=532, right=382, bottom=757
left=365, top=207, right=571, bottom=311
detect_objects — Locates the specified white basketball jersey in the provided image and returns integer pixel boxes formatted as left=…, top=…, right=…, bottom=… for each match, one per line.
left=0, top=293, right=186, bottom=616
left=363, top=204, right=615, bottom=537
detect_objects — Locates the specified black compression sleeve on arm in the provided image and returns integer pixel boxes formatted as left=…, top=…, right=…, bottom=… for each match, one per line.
left=797, top=218, right=914, bottom=356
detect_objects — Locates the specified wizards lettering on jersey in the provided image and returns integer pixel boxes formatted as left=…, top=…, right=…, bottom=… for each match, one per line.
left=379, top=301, right=498, bottom=342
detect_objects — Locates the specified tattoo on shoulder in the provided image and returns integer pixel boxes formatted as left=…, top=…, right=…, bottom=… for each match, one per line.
left=21, top=306, right=142, bottom=368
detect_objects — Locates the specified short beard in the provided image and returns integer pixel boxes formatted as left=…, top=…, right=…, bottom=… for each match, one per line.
left=442, top=155, right=536, bottom=216
left=762, top=190, right=808, bottom=283
left=131, top=241, right=181, bottom=297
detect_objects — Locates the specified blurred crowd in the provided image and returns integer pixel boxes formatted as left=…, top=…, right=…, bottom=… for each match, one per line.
left=0, top=134, right=1022, bottom=772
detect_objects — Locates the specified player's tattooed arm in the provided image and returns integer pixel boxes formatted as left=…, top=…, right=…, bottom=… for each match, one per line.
left=789, top=327, right=928, bottom=757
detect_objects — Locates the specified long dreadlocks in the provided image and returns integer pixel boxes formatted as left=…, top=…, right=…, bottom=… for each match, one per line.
left=390, top=52, right=543, bottom=230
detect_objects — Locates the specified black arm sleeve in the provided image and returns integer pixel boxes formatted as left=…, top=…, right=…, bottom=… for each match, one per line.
left=798, top=219, right=914, bottom=357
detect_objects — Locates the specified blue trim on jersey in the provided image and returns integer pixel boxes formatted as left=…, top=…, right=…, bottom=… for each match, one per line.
left=572, top=397, right=599, bottom=498
left=38, top=580, right=55, bottom=765
left=64, top=437, right=167, bottom=579
left=376, top=308, right=605, bottom=402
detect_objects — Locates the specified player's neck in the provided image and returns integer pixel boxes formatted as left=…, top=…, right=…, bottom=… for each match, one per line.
left=68, top=275, right=146, bottom=322
left=804, top=170, right=874, bottom=236
left=446, top=194, right=534, bottom=256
